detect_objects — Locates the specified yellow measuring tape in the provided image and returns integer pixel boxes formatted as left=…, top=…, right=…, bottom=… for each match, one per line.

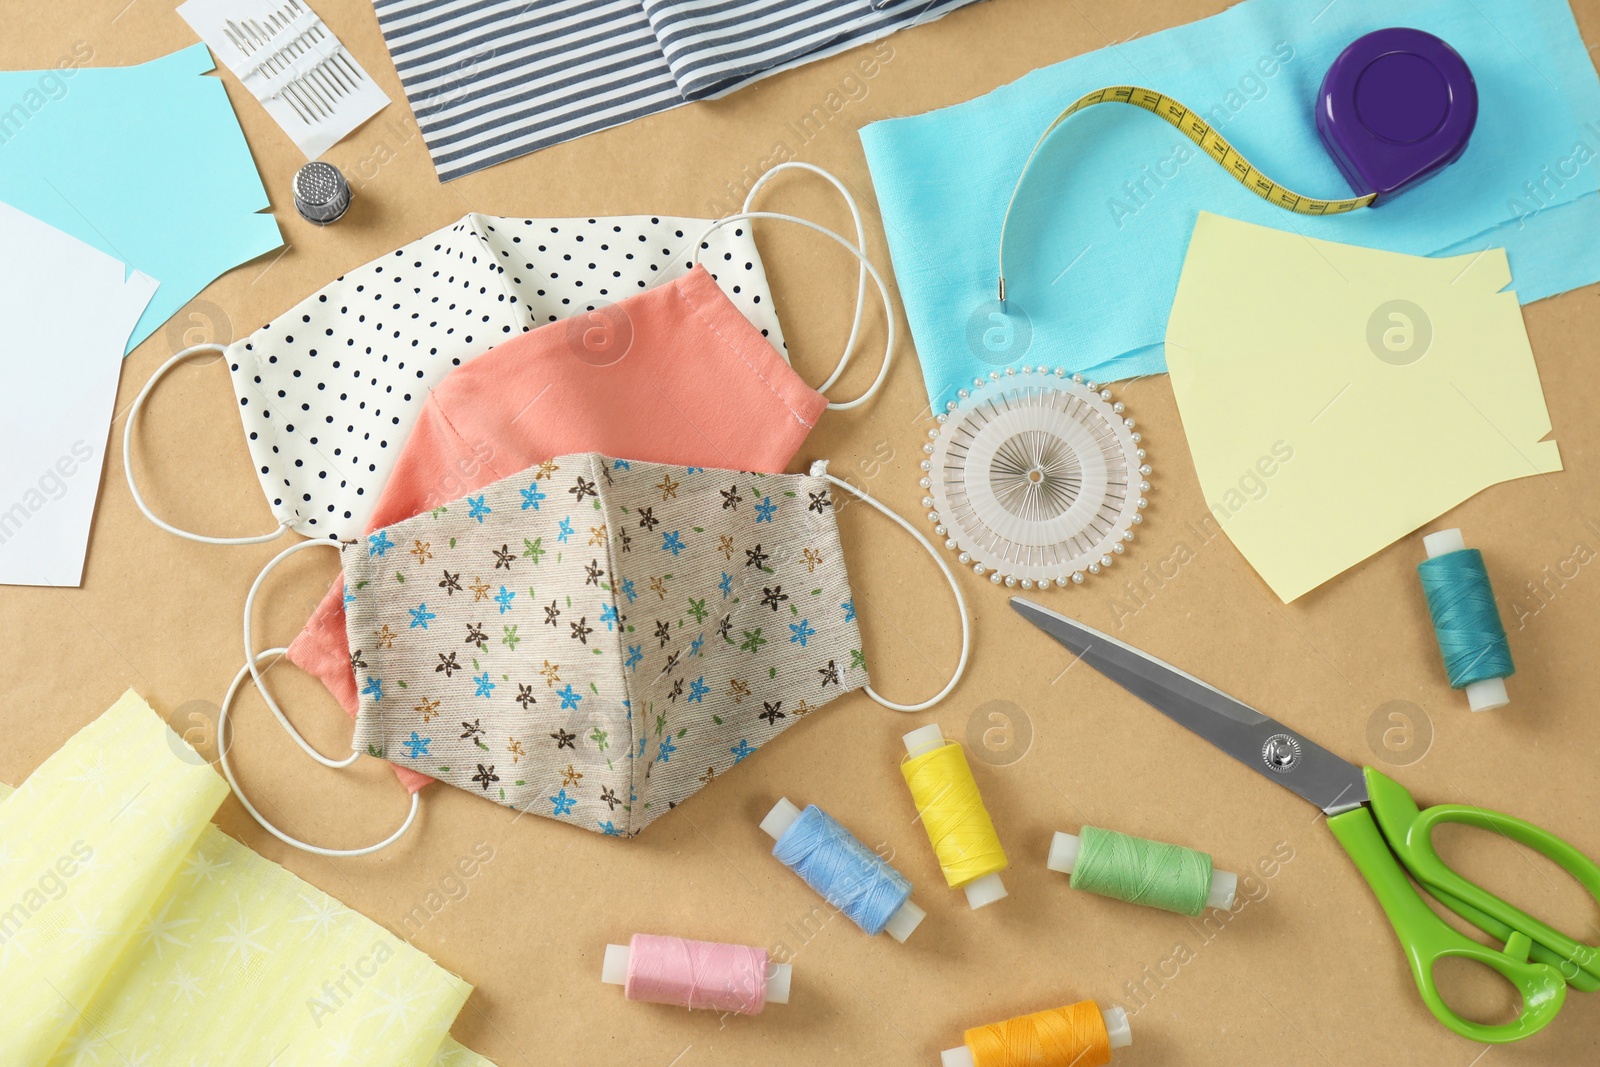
left=997, top=85, right=1378, bottom=300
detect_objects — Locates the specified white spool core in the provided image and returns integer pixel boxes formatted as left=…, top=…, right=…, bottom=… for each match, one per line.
left=764, top=962, right=793, bottom=1004
left=882, top=899, right=926, bottom=943
left=963, top=873, right=1008, bottom=909
left=763, top=796, right=923, bottom=942
left=941, top=1006, right=1132, bottom=1065
left=601, top=944, right=631, bottom=985
left=1102, top=1005, right=1133, bottom=1049
left=902, top=723, right=946, bottom=758
left=1206, top=870, right=1238, bottom=911
left=1463, top=680, right=1509, bottom=713
left=761, top=797, right=803, bottom=840
left=1422, top=528, right=1466, bottom=557
left=903, top=725, right=1007, bottom=908
left=1422, top=527, right=1510, bottom=713
left=1046, top=830, right=1082, bottom=874
left=1048, top=832, right=1237, bottom=910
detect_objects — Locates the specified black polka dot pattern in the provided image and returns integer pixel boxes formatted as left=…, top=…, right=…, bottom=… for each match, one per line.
left=227, top=213, right=785, bottom=540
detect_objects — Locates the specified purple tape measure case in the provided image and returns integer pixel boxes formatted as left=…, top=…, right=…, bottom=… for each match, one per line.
left=1317, top=27, right=1478, bottom=202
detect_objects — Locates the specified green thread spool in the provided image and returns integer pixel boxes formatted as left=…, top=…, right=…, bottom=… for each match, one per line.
left=1047, top=826, right=1235, bottom=917
left=1418, top=529, right=1513, bottom=712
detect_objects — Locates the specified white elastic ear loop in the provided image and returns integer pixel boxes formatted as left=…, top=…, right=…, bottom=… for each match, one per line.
left=243, top=538, right=360, bottom=768
left=219, top=648, right=420, bottom=857
left=741, top=162, right=868, bottom=395
left=814, top=464, right=970, bottom=712
left=691, top=212, right=895, bottom=411
left=123, top=343, right=294, bottom=545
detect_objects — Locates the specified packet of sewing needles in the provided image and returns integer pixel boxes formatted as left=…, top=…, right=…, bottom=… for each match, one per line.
left=178, top=0, right=389, bottom=158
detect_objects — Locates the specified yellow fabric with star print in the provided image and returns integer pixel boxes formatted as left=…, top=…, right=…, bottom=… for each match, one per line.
left=0, top=690, right=495, bottom=1066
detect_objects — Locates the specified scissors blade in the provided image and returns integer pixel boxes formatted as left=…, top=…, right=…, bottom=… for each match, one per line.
left=1011, top=598, right=1369, bottom=815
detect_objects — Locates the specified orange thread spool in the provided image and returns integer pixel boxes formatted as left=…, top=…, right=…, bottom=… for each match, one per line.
left=964, top=1000, right=1112, bottom=1067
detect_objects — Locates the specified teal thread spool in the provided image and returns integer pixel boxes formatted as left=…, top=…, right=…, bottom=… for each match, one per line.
left=1418, top=529, right=1513, bottom=712
left=1047, top=825, right=1235, bottom=917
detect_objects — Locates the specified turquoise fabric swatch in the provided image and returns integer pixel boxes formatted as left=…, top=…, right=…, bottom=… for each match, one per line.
left=0, top=43, right=282, bottom=353
left=860, top=0, right=1600, bottom=409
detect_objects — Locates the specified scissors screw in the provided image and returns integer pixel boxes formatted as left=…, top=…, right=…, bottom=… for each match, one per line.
left=1262, top=733, right=1302, bottom=773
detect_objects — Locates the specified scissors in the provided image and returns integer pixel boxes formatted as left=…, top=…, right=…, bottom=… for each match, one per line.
left=1011, top=597, right=1600, bottom=1043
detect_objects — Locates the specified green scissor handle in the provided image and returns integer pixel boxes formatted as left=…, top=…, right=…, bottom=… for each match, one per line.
left=1367, top=768, right=1600, bottom=991
left=1328, top=768, right=1600, bottom=1043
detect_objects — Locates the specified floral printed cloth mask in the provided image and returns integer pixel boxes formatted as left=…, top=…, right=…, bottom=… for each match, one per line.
left=220, top=453, right=969, bottom=853
left=123, top=161, right=883, bottom=544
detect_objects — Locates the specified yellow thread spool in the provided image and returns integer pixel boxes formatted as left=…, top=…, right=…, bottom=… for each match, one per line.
left=942, top=1000, right=1132, bottom=1067
left=901, top=724, right=1008, bottom=908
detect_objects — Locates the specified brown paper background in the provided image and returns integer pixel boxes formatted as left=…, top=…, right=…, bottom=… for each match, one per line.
left=4, top=0, right=1600, bottom=1063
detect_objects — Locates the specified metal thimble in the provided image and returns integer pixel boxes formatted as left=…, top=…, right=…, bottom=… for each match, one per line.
left=293, top=161, right=352, bottom=225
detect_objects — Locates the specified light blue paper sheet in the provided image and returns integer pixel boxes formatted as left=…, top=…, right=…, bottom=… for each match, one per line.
left=860, top=0, right=1600, bottom=409
left=0, top=43, right=281, bottom=353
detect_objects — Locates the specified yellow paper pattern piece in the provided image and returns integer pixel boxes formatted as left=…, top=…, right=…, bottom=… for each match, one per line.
left=0, top=690, right=495, bottom=1067
left=1165, top=213, right=1561, bottom=602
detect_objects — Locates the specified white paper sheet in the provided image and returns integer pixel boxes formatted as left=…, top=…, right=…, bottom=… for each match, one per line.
left=0, top=201, right=158, bottom=587
left=177, top=0, right=389, bottom=159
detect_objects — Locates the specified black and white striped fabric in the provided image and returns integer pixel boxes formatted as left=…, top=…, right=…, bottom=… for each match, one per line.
left=372, top=0, right=981, bottom=181
left=644, top=0, right=899, bottom=100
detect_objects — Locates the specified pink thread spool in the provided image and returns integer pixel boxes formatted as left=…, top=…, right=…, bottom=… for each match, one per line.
left=600, top=933, right=792, bottom=1014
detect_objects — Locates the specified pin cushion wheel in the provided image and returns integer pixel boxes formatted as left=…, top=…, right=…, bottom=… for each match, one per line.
left=919, top=368, right=1151, bottom=590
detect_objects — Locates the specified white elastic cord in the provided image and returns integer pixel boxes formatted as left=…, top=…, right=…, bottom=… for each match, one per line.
left=740, top=161, right=869, bottom=395
left=123, top=343, right=294, bottom=545
left=220, top=648, right=420, bottom=857
left=692, top=212, right=895, bottom=412
left=242, top=538, right=359, bottom=768
left=814, top=464, right=970, bottom=713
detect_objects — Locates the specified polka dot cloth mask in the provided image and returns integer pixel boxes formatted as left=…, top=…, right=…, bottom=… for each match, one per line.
left=124, top=211, right=781, bottom=544
left=221, top=454, right=970, bottom=853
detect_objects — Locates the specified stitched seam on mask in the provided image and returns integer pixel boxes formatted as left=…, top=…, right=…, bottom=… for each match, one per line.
left=664, top=223, right=788, bottom=356
left=342, top=545, right=385, bottom=757
left=718, top=228, right=789, bottom=356
left=662, top=219, right=709, bottom=284
left=809, top=474, right=869, bottom=699
left=429, top=398, right=513, bottom=485
left=465, top=212, right=539, bottom=333
left=671, top=274, right=817, bottom=431
left=591, top=453, right=639, bottom=834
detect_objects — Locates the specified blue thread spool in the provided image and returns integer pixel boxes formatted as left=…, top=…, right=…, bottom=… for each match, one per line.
left=761, top=797, right=925, bottom=942
left=1418, top=528, right=1513, bottom=711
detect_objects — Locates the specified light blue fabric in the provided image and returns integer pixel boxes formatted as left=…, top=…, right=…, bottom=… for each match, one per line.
left=860, top=0, right=1600, bottom=409
left=0, top=44, right=282, bottom=354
